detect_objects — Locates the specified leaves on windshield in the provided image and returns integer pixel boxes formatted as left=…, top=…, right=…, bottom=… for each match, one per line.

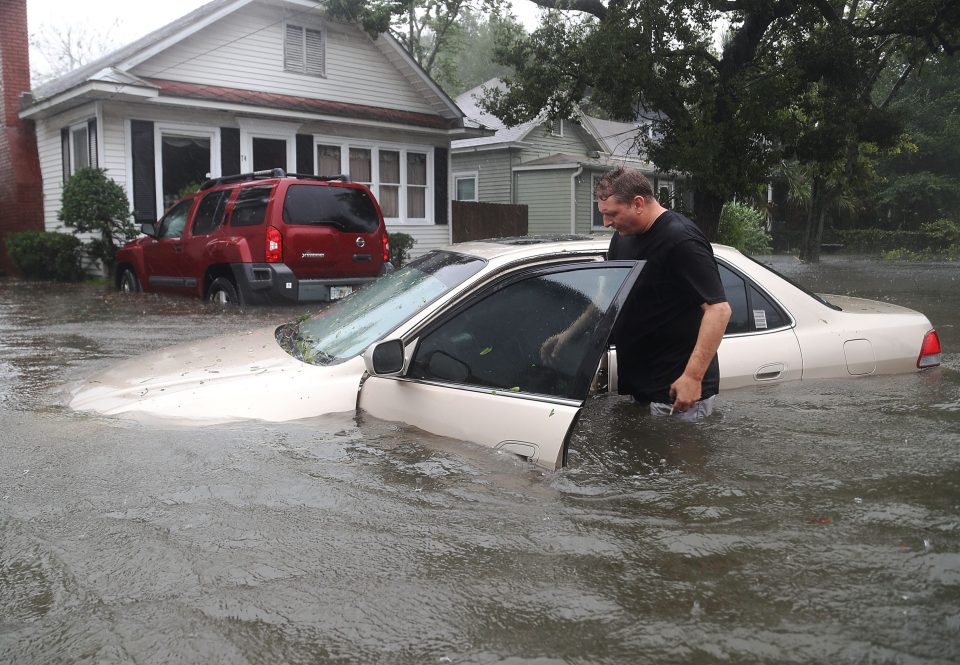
left=275, top=321, right=333, bottom=365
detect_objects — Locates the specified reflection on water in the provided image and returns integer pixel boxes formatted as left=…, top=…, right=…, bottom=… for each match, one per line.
left=1, top=257, right=958, bottom=665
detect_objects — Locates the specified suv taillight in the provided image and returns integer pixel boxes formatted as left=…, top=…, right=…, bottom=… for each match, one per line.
left=917, top=329, right=942, bottom=368
left=382, top=234, right=390, bottom=263
left=265, top=226, right=282, bottom=263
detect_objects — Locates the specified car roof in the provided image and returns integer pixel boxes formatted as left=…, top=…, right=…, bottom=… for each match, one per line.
left=443, top=234, right=741, bottom=263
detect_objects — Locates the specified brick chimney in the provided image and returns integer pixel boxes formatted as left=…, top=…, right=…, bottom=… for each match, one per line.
left=0, top=0, right=44, bottom=275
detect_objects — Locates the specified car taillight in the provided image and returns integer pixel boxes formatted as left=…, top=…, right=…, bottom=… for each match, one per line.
left=265, top=226, right=282, bottom=263
left=382, top=234, right=390, bottom=263
left=917, top=329, right=942, bottom=368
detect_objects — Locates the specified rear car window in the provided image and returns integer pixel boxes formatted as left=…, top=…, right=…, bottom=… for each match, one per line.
left=282, top=184, right=380, bottom=233
left=231, top=185, right=273, bottom=227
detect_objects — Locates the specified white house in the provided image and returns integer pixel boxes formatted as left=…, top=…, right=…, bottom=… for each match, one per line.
left=19, top=0, right=485, bottom=255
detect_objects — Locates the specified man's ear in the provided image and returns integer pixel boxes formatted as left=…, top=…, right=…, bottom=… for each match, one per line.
left=633, top=195, right=645, bottom=212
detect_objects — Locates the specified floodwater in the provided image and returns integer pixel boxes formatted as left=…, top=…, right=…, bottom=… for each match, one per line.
left=1, top=256, right=958, bottom=665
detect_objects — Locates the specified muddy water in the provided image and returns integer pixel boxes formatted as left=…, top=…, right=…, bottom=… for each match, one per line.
left=1, top=256, right=958, bottom=665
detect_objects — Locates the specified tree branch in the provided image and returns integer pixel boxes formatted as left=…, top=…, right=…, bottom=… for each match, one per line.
left=879, top=60, right=916, bottom=109
left=526, top=0, right=608, bottom=20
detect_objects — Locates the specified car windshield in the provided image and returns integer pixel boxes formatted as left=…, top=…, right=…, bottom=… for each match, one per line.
left=276, top=251, right=486, bottom=365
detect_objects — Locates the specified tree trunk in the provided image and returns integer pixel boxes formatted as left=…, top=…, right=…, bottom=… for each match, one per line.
left=799, top=176, right=825, bottom=263
left=692, top=188, right=724, bottom=240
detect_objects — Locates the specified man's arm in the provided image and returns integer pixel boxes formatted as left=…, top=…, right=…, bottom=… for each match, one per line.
left=669, top=300, right=732, bottom=411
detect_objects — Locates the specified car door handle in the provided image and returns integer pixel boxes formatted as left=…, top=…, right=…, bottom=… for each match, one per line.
left=174, top=244, right=183, bottom=253
left=754, top=363, right=784, bottom=381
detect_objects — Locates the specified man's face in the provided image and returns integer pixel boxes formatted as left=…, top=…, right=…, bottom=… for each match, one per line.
left=597, top=195, right=646, bottom=235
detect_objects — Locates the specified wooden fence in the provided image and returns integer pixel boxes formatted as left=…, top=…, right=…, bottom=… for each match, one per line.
left=452, top=201, right=528, bottom=243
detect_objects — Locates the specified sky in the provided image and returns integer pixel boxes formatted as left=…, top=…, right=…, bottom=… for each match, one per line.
left=26, top=0, right=546, bottom=80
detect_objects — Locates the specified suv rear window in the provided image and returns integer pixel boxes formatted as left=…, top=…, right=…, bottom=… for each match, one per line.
left=282, top=184, right=380, bottom=233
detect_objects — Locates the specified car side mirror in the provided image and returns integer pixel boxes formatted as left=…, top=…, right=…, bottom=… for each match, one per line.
left=363, top=339, right=405, bottom=376
left=140, top=222, right=156, bottom=237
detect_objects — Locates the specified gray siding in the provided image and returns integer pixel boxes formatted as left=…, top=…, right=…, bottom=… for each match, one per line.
left=449, top=150, right=513, bottom=203
left=516, top=169, right=575, bottom=235
left=518, top=121, right=597, bottom=163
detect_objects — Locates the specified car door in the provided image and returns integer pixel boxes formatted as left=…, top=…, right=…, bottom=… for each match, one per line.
left=358, top=260, right=645, bottom=470
left=180, top=188, right=231, bottom=292
left=141, top=198, right=194, bottom=293
left=715, top=260, right=803, bottom=388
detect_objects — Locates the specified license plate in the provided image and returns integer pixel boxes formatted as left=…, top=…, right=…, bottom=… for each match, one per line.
left=329, top=285, right=353, bottom=300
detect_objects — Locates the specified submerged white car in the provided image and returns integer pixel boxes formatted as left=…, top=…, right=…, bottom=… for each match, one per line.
left=70, top=236, right=942, bottom=469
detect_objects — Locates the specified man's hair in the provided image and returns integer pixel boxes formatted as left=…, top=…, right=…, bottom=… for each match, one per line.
left=594, top=167, right=654, bottom=202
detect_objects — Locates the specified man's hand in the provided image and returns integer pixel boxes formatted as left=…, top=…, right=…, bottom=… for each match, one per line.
left=669, top=373, right=702, bottom=413
left=540, top=331, right=569, bottom=365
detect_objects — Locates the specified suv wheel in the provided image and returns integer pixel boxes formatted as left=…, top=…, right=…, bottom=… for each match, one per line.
left=207, top=277, right=241, bottom=305
left=118, top=268, right=141, bottom=293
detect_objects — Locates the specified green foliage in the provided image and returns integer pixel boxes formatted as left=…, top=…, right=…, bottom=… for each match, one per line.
left=821, top=220, right=960, bottom=256
left=388, top=232, right=416, bottom=268
left=434, top=10, right=525, bottom=95
left=718, top=202, right=772, bottom=255
left=6, top=230, right=86, bottom=281
left=324, top=0, right=508, bottom=86
left=483, top=0, right=960, bottom=242
left=57, top=167, right=137, bottom=276
left=178, top=182, right=201, bottom=198
left=869, top=55, right=960, bottom=229
left=918, top=218, right=960, bottom=246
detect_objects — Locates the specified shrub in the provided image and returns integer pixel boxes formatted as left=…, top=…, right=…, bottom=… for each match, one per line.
left=718, top=202, right=772, bottom=254
left=58, top=167, right=137, bottom=277
left=6, top=231, right=85, bottom=281
left=388, top=232, right=416, bottom=268
left=918, top=218, right=960, bottom=247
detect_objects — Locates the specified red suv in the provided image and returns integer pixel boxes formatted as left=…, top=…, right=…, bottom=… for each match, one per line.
left=115, top=169, right=390, bottom=304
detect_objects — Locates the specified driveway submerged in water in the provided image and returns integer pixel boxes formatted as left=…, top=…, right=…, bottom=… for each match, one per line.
left=1, top=256, right=958, bottom=665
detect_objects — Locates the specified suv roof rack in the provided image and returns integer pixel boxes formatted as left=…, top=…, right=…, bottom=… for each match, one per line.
left=199, top=169, right=351, bottom=191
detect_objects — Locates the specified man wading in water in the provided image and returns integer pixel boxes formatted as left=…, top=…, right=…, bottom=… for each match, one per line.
left=543, top=167, right=731, bottom=419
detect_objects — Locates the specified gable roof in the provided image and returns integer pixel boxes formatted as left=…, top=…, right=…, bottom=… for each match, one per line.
left=452, top=79, right=541, bottom=149
left=452, top=78, right=650, bottom=161
left=23, top=0, right=467, bottom=128
left=30, top=0, right=252, bottom=103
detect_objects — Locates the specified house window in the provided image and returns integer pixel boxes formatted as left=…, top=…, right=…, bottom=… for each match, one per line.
left=317, top=145, right=341, bottom=176
left=71, top=126, right=90, bottom=171
left=657, top=180, right=674, bottom=207
left=379, top=150, right=400, bottom=217
left=407, top=152, right=427, bottom=217
left=160, top=133, right=212, bottom=210
left=284, top=24, right=325, bottom=77
left=548, top=119, right=563, bottom=137
left=454, top=173, right=478, bottom=201
left=316, top=138, right=433, bottom=223
left=61, top=119, right=98, bottom=180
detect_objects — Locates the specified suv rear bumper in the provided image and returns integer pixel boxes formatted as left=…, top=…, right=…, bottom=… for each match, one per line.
left=229, top=263, right=383, bottom=304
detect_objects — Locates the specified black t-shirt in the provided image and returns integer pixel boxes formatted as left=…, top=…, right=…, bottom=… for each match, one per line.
left=609, top=210, right=727, bottom=403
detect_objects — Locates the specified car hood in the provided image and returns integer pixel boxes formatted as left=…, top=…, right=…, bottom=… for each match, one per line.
left=69, top=325, right=366, bottom=424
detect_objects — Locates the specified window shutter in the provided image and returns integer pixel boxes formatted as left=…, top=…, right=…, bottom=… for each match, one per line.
left=131, top=120, right=157, bottom=223
left=87, top=119, right=98, bottom=168
left=434, top=148, right=448, bottom=225
left=305, top=28, right=325, bottom=76
left=61, top=127, right=70, bottom=183
left=284, top=24, right=304, bottom=72
left=296, top=134, right=314, bottom=174
left=220, top=127, right=241, bottom=175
